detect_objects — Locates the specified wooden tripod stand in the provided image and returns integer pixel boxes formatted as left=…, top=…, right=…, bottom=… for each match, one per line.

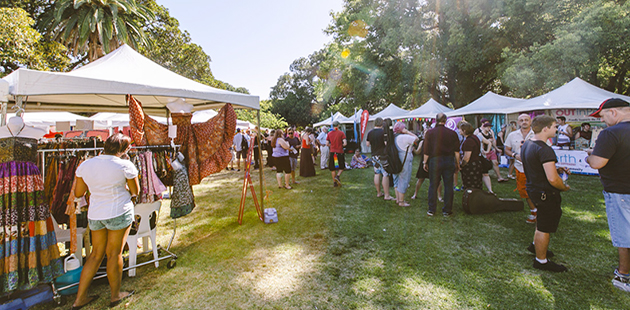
left=238, top=143, right=263, bottom=224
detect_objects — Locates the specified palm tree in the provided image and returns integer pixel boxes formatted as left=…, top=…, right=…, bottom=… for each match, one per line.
left=39, top=0, right=154, bottom=62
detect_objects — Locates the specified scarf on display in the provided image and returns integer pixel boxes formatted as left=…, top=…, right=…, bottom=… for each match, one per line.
left=128, top=95, right=237, bottom=185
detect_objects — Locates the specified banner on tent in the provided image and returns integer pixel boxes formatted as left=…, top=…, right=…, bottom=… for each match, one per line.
left=551, top=109, right=598, bottom=123
left=554, top=149, right=598, bottom=175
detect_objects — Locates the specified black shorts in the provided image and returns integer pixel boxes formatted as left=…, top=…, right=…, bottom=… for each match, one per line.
left=237, top=150, right=248, bottom=159
left=328, top=152, right=346, bottom=171
left=273, top=156, right=291, bottom=174
left=527, top=189, right=562, bottom=233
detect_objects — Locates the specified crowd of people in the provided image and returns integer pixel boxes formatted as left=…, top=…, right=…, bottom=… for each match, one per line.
left=226, top=98, right=630, bottom=291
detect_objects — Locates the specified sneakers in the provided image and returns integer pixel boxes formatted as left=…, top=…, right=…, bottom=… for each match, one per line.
left=507, top=174, right=516, bottom=180
left=427, top=211, right=434, bottom=216
left=438, top=197, right=444, bottom=202
left=443, top=211, right=453, bottom=217
left=613, top=269, right=630, bottom=292
left=533, top=259, right=567, bottom=272
left=333, top=182, right=338, bottom=187
left=454, top=186, right=462, bottom=192
left=526, top=243, right=555, bottom=258
left=334, top=176, right=342, bottom=187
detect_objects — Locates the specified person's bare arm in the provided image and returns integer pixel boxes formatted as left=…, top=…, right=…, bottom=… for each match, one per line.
left=543, top=162, right=569, bottom=191
left=586, top=154, right=609, bottom=170
left=127, top=177, right=140, bottom=197
left=343, top=139, right=347, bottom=147
left=461, top=151, right=472, bottom=166
left=74, top=177, right=88, bottom=197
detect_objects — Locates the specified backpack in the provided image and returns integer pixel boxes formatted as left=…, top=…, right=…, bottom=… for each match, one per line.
left=240, top=134, right=249, bottom=152
left=382, top=118, right=407, bottom=174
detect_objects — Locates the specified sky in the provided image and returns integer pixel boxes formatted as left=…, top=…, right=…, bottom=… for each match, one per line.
left=157, top=0, right=344, bottom=100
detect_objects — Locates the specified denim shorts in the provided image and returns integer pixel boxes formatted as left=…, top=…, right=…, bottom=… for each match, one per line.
left=604, top=191, right=630, bottom=248
left=372, top=156, right=388, bottom=176
left=88, top=209, right=134, bottom=231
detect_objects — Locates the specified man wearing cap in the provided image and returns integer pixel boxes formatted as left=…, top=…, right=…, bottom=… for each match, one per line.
left=505, top=114, right=538, bottom=224
left=327, top=121, right=347, bottom=187
left=317, top=127, right=329, bottom=169
left=586, top=98, right=630, bottom=292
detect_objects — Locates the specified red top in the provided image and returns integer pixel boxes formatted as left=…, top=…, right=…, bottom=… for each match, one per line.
left=326, top=129, right=346, bottom=153
left=301, top=136, right=311, bottom=149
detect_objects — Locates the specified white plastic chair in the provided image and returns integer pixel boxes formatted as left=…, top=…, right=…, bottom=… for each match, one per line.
left=126, top=201, right=161, bottom=277
left=52, top=216, right=87, bottom=266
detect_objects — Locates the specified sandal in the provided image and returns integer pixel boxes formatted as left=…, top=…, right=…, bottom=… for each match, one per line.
left=109, top=290, right=135, bottom=308
left=376, top=193, right=384, bottom=198
left=71, top=295, right=100, bottom=310
left=383, top=196, right=395, bottom=201
left=398, top=202, right=410, bottom=207
left=284, top=186, right=293, bottom=190
left=411, top=195, right=417, bottom=200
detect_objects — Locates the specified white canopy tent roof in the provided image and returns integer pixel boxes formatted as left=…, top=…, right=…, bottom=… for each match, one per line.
left=90, top=112, right=168, bottom=128
left=339, top=109, right=364, bottom=124
left=7, top=112, right=89, bottom=127
left=446, top=92, right=527, bottom=117
left=314, top=112, right=347, bottom=127
left=515, top=77, right=630, bottom=112
left=370, top=104, right=409, bottom=120
left=406, top=99, right=453, bottom=118
left=1, top=44, right=259, bottom=115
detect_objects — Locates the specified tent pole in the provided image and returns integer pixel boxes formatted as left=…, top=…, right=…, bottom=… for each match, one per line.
left=16, top=96, right=25, bottom=117
left=0, top=102, right=6, bottom=126
left=257, top=110, right=264, bottom=215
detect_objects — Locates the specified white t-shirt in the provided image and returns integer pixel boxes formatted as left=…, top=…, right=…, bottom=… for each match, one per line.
left=504, top=129, right=534, bottom=172
left=76, top=155, right=139, bottom=220
left=395, top=134, right=416, bottom=156
left=557, top=124, right=571, bottom=144
left=233, top=133, right=244, bottom=151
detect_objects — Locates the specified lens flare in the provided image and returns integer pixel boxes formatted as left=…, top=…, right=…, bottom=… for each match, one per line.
left=348, top=20, right=368, bottom=38
left=341, top=48, right=350, bottom=59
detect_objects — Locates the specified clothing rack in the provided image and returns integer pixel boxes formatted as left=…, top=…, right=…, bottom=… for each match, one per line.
left=38, top=144, right=182, bottom=303
left=37, top=145, right=181, bottom=179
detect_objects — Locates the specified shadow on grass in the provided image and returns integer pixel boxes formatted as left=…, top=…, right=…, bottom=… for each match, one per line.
left=38, top=156, right=630, bottom=309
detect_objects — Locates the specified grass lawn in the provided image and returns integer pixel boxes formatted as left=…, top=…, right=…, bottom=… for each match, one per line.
left=42, top=155, right=630, bottom=309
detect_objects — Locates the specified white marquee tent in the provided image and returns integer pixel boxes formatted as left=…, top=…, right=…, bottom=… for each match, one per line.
left=446, top=92, right=526, bottom=117
left=406, top=99, right=453, bottom=118
left=1, top=44, right=259, bottom=115
left=314, top=112, right=347, bottom=127
left=515, top=77, right=630, bottom=112
left=370, top=104, right=409, bottom=120
left=7, top=112, right=89, bottom=128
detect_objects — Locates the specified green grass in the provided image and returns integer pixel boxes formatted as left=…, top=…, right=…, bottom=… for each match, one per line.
left=41, top=155, right=630, bottom=309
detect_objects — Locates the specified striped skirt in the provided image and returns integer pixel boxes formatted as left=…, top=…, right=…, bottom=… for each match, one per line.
left=0, top=160, right=63, bottom=294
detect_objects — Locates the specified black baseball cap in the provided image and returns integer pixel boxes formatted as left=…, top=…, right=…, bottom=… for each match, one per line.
left=590, top=98, right=630, bottom=117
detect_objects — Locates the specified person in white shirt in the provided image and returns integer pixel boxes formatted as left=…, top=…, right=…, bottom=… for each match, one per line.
left=232, top=128, right=246, bottom=171
left=71, top=134, right=139, bottom=309
left=317, top=127, right=329, bottom=169
left=556, top=116, right=572, bottom=147
left=504, top=114, right=537, bottom=224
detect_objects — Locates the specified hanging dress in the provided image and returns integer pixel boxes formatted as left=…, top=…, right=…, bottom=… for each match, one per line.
left=0, top=137, right=63, bottom=293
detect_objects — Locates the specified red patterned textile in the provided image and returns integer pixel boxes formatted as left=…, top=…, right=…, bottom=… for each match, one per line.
left=128, top=95, right=237, bottom=185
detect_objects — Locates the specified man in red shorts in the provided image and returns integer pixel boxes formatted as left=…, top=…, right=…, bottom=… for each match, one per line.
left=326, top=121, right=347, bottom=187
left=504, top=114, right=537, bottom=224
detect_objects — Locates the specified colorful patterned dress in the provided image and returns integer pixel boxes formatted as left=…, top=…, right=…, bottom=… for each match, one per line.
left=0, top=137, right=63, bottom=293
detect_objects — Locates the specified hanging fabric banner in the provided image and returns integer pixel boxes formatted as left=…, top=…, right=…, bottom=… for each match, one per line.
left=360, top=110, right=369, bottom=141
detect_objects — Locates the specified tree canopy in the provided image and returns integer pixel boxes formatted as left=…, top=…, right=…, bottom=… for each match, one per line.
left=270, top=0, right=630, bottom=126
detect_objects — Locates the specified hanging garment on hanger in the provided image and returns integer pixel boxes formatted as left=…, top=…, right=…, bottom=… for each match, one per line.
left=128, top=95, right=237, bottom=185
left=43, top=155, right=59, bottom=205
left=170, top=159, right=195, bottom=219
left=0, top=137, right=63, bottom=293
left=50, top=156, right=80, bottom=224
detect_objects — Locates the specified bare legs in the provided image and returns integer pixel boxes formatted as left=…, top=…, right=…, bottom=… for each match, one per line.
left=374, top=174, right=392, bottom=199
left=482, top=174, right=493, bottom=193
left=619, top=247, right=630, bottom=274
left=72, top=225, right=132, bottom=307
left=534, top=230, right=550, bottom=260
left=276, top=173, right=290, bottom=188
left=492, top=159, right=507, bottom=181
left=411, top=178, right=425, bottom=199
